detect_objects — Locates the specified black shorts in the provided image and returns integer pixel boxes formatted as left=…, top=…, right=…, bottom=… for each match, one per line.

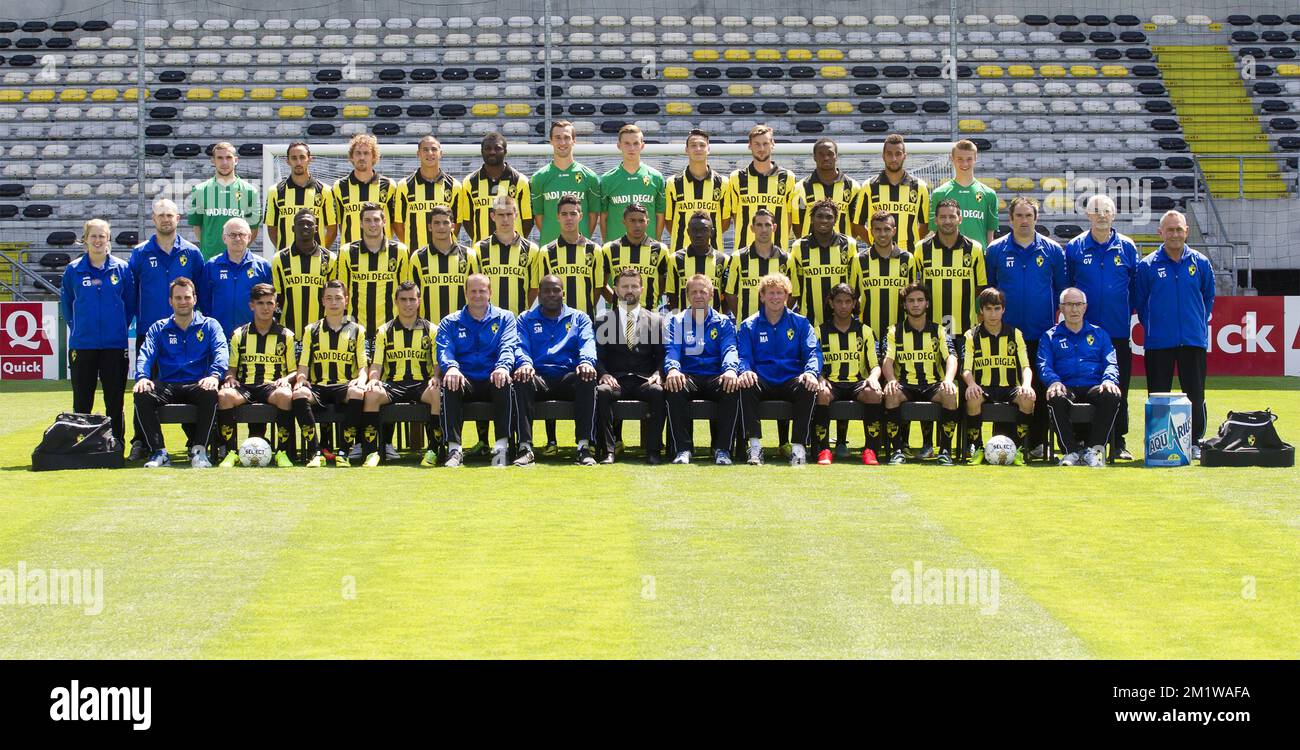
left=979, top=385, right=1019, bottom=403
left=237, top=382, right=280, bottom=404
left=899, top=382, right=942, bottom=402
left=382, top=380, right=429, bottom=404
left=310, top=383, right=355, bottom=406
left=825, top=381, right=865, bottom=401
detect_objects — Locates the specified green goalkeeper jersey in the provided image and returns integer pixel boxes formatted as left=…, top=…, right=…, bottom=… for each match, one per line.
left=530, top=160, right=602, bottom=246
left=599, top=162, right=667, bottom=243
left=187, top=175, right=262, bottom=259
left=928, top=178, right=999, bottom=246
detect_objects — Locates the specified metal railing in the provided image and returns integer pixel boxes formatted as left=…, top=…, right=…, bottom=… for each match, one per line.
left=0, top=248, right=60, bottom=301
left=1192, top=153, right=1300, bottom=199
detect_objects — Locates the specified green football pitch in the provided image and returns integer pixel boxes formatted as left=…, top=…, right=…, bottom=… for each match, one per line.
left=0, top=377, right=1296, bottom=659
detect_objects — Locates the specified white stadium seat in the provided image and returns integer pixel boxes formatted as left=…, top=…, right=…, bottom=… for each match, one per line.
left=293, top=19, right=321, bottom=31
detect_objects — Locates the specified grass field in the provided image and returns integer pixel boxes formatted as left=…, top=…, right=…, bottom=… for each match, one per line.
left=0, top=377, right=1297, bottom=659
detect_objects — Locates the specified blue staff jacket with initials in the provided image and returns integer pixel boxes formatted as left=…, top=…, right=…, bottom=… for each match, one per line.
left=61, top=253, right=136, bottom=350
left=664, top=307, right=740, bottom=377
left=736, top=307, right=822, bottom=383
left=1133, top=245, right=1216, bottom=351
left=1038, top=321, right=1119, bottom=389
left=985, top=231, right=1066, bottom=342
left=436, top=304, right=519, bottom=381
left=516, top=304, right=598, bottom=378
left=136, top=311, right=229, bottom=383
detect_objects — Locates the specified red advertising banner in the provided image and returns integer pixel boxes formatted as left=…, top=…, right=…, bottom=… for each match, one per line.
left=0, top=301, right=59, bottom=380
left=1132, top=296, right=1288, bottom=377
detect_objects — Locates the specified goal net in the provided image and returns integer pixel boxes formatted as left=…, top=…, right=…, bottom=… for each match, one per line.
left=261, top=140, right=956, bottom=254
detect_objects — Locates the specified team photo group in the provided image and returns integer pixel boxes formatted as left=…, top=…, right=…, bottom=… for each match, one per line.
left=60, top=120, right=1216, bottom=470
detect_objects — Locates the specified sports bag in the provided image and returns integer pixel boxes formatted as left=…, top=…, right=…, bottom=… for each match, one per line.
left=30, top=412, right=124, bottom=471
left=1200, top=409, right=1294, bottom=467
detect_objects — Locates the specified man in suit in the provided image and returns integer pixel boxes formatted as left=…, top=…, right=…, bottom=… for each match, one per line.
left=594, top=267, right=668, bottom=464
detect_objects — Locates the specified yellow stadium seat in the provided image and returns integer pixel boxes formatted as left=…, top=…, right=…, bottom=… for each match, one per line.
left=1278, top=64, right=1300, bottom=76
left=958, top=119, right=987, bottom=132
left=28, top=89, right=55, bottom=102
left=90, top=88, right=118, bottom=102
left=976, top=65, right=1004, bottom=78
left=278, top=105, right=305, bottom=118
left=0, top=90, right=21, bottom=103
left=250, top=88, right=277, bottom=100
left=817, top=49, right=845, bottom=61
left=503, top=103, right=530, bottom=117
left=755, top=49, right=781, bottom=61
left=471, top=103, right=499, bottom=117
left=1041, top=177, right=1067, bottom=191
left=122, top=88, right=146, bottom=101
left=1044, top=195, right=1070, bottom=212
left=282, top=87, right=309, bottom=100
left=998, top=198, right=1007, bottom=211
left=821, top=65, right=847, bottom=78
left=187, top=87, right=214, bottom=100
left=59, top=88, right=87, bottom=102
left=1100, top=65, right=1128, bottom=77
left=727, top=84, right=754, bottom=96
left=343, top=105, right=370, bottom=118
left=666, top=101, right=692, bottom=115
left=787, top=48, right=813, bottom=61
left=977, top=177, right=1002, bottom=190
left=663, top=67, right=689, bottom=79
left=218, top=88, right=245, bottom=100
left=1070, top=65, right=1098, bottom=77
left=723, top=49, right=750, bottom=61
left=1040, top=65, right=1067, bottom=78
left=1008, top=65, right=1035, bottom=77
left=1005, top=177, right=1035, bottom=191
left=827, top=101, right=853, bottom=115
left=693, top=49, right=720, bottom=62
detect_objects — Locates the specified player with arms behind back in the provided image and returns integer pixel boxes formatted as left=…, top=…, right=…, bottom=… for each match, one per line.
left=265, top=141, right=329, bottom=252
left=664, top=128, right=731, bottom=254
left=727, top=124, right=801, bottom=254
left=324, top=133, right=399, bottom=248
left=272, top=209, right=335, bottom=340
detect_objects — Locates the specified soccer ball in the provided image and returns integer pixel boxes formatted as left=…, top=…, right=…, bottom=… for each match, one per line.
left=985, top=435, right=1018, bottom=466
left=238, top=437, right=273, bottom=467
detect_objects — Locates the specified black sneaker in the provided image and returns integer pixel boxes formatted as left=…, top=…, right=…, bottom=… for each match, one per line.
left=512, top=448, right=535, bottom=467
left=935, top=449, right=954, bottom=466
left=384, top=443, right=400, bottom=461
left=888, top=449, right=907, bottom=465
left=127, top=442, right=149, bottom=461
left=575, top=447, right=597, bottom=466
left=645, top=452, right=661, bottom=465
left=443, top=448, right=464, bottom=468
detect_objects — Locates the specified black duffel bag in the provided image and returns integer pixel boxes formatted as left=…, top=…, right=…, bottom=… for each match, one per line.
left=1201, top=409, right=1294, bottom=467
left=30, top=412, right=124, bottom=471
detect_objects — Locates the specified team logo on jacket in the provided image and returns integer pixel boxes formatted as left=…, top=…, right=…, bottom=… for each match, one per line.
left=786, top=328, right=794, bottom=340
left=491, top=323, right=499, bottom=334
left=1114, top=255, right=1123, bottom=266
left=110, top=273, right=118, bottom=285
left=1036, top=256, right=1044, bottom=267
left=709, top=327, right=718, bottom=340
left=179, top=255, right=188, bottom=266
left=1188, top=265, right=1196, bottom=276
left=246, top=268, right=256, bottom=278
left=196, top=329, right=204, bottom=341
left=1086, top=334, right=1094, bottom=345
left=565, top=322, right=572, bottom=332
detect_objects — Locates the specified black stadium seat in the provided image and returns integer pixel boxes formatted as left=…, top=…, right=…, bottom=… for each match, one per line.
left=1145, top=176, right=1169, bottom=190
left=0, top=22, right=16, bottom=33
left=1270, top=47, right=1296, bottom=59
left=1262, top=30, right=1288, bottom=43
left=1023, top=14, right=1050, bottom=26
left=535, top=84, right=562, bottom=97
left=889, top=101, right=917, bottom=114
left=52, top=20, right=79, bottom=32
left=859, top=100, right=885, bottom=114
left=45, top=38, right=72, bottom=49
left=1132, top=65, right=1159, bottom=77
left=794, top=101, right=822, bottom=114
left=860, top=120, right=888, bottom=133
left=473, top=68, right=500, bottom=80
left=371, top=123, right=399, bottom=137
left=23, top=204, right=52, bottom=219
left=375, top=105, right=402, bottom=118
left=632, top=84, right=658, bottom=96
left=0, top=41, right=10, bottom=50
left=600, top=102, right=628, bottom=115
left=1238, top=46, right=1265, bottom=59
left=914, top=65, right=941, bottom=78
left=851, top=66, right=879, bottom=79
left=307, top=123, right=335, bottom=136
left=1138, top=82, right=1166, bottom=96
left=8, top=54, right=37, bottom=66
left=1084, top=15, right=1110, bottom=26
left=1257, top=14, right=1284, bottom=25
left=568, top=66, right=594, bottom=79
left=1053, top=224, right=1082, bottom=239
left=1145, top=100, right=1174, bottom=113
left=1151, top=118, right=1179, bottom=131
left=145, top=124, right=172, bottom=137
left=1132, top=157, right=1161, bottom=170
left=21, top=21, right=47, bottom=32
left=377, top=87, right=403, bottom=99
left=406, top=104, right=434, bottom=118
left=0, top=205, right=16, bottom=218
left=533, top=67, right=563, bottom=80
left=727, top=102, right=754, bottom=115
left=724, top=67, right=752, bottom=78
left=148, top=106, right=177, bottom=119
left=696, top=66, right=722, bottom=79
left=1233, top=30, right=1259, bottom=43
left=1270, top=118, right=1299, bottom=131
left=762, top=101, right=789, bottom=115
left=145, top=144, right=167, bottom=157
left=882, top=65, right=909, bottom=78
left=315, top=69, right=342, bottom=82
left=158, top=70, right=186, bottom=82
left=1158, top=137, right=1188, bottom=151
left=1058, top=31, right=1086, bottom=43
left=1126, top=48, right=1153, bottom=60
left=439, top=104, right=466, bottom=117
left=1227, top=14, right=1254, bottom=26
left=1278, top=137, right=1300, bottom=151
left=1254, top=81, right=1282, bottom=95
left=1150, top=196, right=1175, bottom=211
left=1090, top=32, right=1116, bottom=43
left=1095, top=48, right=1121, bottom=60
left=16, top=38, right=43, bottom=49
left=1165, top=156, right=1194, bottom=169
left=154, top=88, right=182, bottom=100
left=46, top=231, right=76, bottom=246
left=796, top=120, right=823, bottom=133
left=854, top=83, right=881, bottom=96
left=633, top=102, right=660, bottom=115
left=600, top=120, right=626, bottom=134
left=379, top=69, right=405, bottom=81
left=1054, top=14, right=1081, bottom=26
left=443, top=67, right=469, bottom=80
left=535, top=102, right=561, bottom=116
left=923, top=100, right=949, bottom=113
left=115, top=231, right=138, bottom=247
left=1262, top=99, right=1291, bottom=112
left=969, top=138, right=992, bottom=151
left=1120, top=31, right=1147, bottom=43
left=599, top=67, right=626, bottom=79
left=411, top=68, right=437, bottom=81
left=568, top=102, right=595, bottom=116
left=0, top=183, right=24, bottom=198
left=696, top=83, right=722, bottom=96
left=697, top=102, right=725, bottom=115
left=789, top=65, right=815, bottom=79
left=757, top=66, right=783, bottom=78
left=1172, top=176, right=1196, bottom=190
left=313, top=87, right=340, bottom=99
left=238, top=143, right=262, bottom=157
left=310, top=105, right=338, bottom=118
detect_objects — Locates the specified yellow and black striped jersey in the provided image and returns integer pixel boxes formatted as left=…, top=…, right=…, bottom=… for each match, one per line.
left=409, top=243, right=478, bottom=326
left=535, top=237, right=602, bottom=318
left=271, top=247, right=336, bottom=339
left=335, top=239, right=412, bottom=338
left=373, top=316, right=437, bottom=383
left=726, top=163, right=801, bottom=253
left=963, top=324, right=1030, bottom=388
left=475, top=234, right=538, bottom=315
left=666, top=248, right=730, bottom=311
left=911, top=233, right=988, bottom=336
left=301, top=316, right=368, bottom=385
left=457, top=164, right=533, bottom=245
left=325, top=171, right=399, bottom=246
left=819, top=319, right=880, bottom=383
left=848, top=246, right=913, bottom=341
left=855, top=171, right=931, bottom=253
left=596, top=236, right=670, bottom=309
left=885, top=320, right=954, bottom=387
left=789, top=233, right=856, bottom=328
left=724, top=245, right=792, bottom=323
left=664, top=167, right=732, bottom=253
left=797, top=172, right=860, bottom=236
left=394, top=170, right=461, bottom=252
left=228, top=322, right=296, bottom=385
left=265, top=176, right=329, bottom=251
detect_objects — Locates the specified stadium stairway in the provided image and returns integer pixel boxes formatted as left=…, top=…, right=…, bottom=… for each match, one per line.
left=1153, top=44, right=1288, bottom=198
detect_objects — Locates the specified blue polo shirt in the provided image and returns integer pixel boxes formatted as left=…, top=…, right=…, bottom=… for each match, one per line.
left=61, top=253, right=136, bottom=350
left=664, top=307, right=740, bottom=377
left=1038, top=321, right=1119, bottom=389
left=736, top=307, right=821, bottom=383
left=985, top=231, right=1066, bottom=342
left=127, top=233, right=205, bottom=335
left=136, top=311, right=229, bottom=383
left=1065, top=228, right=1138, bottom=340
left=200, top=249, right=273, bottom=338
left=436, top=304, right=518, bottom=381
left=1133, top=245, right=1216, bottom=351
left=516, top=304, right=598, bottom=378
